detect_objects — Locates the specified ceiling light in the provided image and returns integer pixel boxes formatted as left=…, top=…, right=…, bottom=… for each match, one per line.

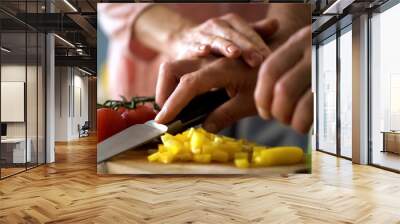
left=54, top=34, right=75, bottom=48
left=323, top=0, right=354, bottom=15
left=63, top=0, right=78, bottom=12
left=78, top=67, right=93, bottom=76
left=1, top=47, right=11, bottom=53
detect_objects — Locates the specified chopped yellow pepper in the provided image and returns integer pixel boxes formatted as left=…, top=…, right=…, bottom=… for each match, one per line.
left=147, top=128, right=304, bottom=168
left=234, top=158, right=249, bottom=168
left=147, top=152, right=160, bottom=162
left=193, top=154, right=211, bottom=163
left=257, top=147, right=304, bottom=166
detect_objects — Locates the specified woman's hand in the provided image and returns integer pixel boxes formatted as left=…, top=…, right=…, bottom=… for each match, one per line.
left=254, top=25, right=313, bottom=134
left=155, top=57, right=258, bottom=133
left=169, top=13, right=278, bottom=67
left=156, top=26, right=313, bottom=134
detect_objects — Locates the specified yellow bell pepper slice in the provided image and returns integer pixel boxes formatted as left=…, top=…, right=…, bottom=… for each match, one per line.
left=234, top=158, right=249, bottom=168
left=258, top=146, right=304, bottom=166
left=147, top=152, right=160, bottom=162
left=211, top=150, right=229, bottom=163
left=193, top=154, right=211, bottom=163
left=159, top=152, right=174, bottom=164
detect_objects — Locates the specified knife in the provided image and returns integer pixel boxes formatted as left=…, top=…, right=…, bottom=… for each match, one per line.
left=97, top=89, right=230, bottom=163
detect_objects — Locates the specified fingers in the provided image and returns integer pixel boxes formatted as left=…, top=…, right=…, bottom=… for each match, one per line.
left=156, top=59, right=203, bottom=107
left=291, top=90, right=313, bottom=134
left=221, top=13, right=271, bottom=58
left=252, top=18, right=279, bottom=40
left=201, top=17, right=265, bottom=67
left=203, top=93, right=257, bottom=133
left=254, top=26, right=310, bottom=120
left=271, top=57, right=311, bottom=124
left=155, top=58, right=231, bottom=124
left=198, top=32, right=241, bottom=59
left=254, top=25, right=312, bottom=133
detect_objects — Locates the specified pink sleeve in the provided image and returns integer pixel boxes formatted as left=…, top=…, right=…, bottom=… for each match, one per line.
left=98, top=3, right=153, bottom=55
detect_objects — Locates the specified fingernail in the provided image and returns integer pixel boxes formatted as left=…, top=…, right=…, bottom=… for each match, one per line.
left=203, top=123, right=217, bottom=133
left=249, top=52, right=263, bottom=66
left=257, top=107, right=270, bottom=119
left=226, top=45, right=239, bottom=55
left=155, top=108, right=166, bottom=123
left=199, top=44, right=207, bottom=51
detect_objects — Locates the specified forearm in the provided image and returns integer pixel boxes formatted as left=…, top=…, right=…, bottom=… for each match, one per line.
left=266, top=4, right=311, bottom=50
left=133, top=5, right=194, bottom=55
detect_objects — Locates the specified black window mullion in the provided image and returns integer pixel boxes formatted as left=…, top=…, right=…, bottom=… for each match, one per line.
left=36, top=0, right=39, bottom=168
left=315, top=44, right=319, bottom=151
left=336, top=27, right=341, bottom=157
left=25, top=0, right=28, bottom=171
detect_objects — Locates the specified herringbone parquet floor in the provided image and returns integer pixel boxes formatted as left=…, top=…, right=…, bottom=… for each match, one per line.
left=0, top=135, right=399, bottom=224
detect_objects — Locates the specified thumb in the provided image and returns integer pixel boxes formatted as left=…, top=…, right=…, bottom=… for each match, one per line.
left=252, top=18, right=279, bottom=40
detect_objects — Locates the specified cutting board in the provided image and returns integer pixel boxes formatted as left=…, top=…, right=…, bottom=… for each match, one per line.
left=97, top=149, right=309, bottom=175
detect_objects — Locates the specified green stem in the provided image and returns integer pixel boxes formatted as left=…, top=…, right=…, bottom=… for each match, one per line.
left=97, top=96, right=159, bottom=111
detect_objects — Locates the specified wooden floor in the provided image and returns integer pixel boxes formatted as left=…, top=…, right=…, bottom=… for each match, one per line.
left=1, top=167, right=26, bottom=178
left=0, top=135, right=400, bottom=224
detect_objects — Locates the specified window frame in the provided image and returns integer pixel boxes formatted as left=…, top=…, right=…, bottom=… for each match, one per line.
left=367, top=0, right=400, bottom=173
left=315, top=20, right=353, bottom=161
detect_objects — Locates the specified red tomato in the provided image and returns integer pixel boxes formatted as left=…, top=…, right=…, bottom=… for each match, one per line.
left=120, top=105, right=157, bottom=127
left=97, top=108, right=127, bottom=143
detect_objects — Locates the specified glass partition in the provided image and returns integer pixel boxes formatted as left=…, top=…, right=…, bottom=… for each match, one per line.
left=339, top=27, right=352, bottom=158
left=37, top=32, right=45, bottom=165
left=317, top=35, right=337, bottom=154
left=1, top=31, right=28, bottom=177
left=0, top=1, right=46, bottom=179
left=27, top=30, right=38, bottom=169
left=370, top=3, right=400, bottom=171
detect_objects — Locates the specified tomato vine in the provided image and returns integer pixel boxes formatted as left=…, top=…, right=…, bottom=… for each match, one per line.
left=97, top=96, right=160, bottom=111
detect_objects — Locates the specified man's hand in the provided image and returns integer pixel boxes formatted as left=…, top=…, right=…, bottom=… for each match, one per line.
left=254, top=25, right=313, bottom=134
left=155, top=57, right=258, bottom=133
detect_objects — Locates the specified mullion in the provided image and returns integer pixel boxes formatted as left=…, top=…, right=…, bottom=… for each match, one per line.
left=336, top=27, right=341, bottom=157
left=36, top=0, right=39, bottom=168
left=315, top=44, right=319, bottom=151
left=25, top=0, right=28, bottom=171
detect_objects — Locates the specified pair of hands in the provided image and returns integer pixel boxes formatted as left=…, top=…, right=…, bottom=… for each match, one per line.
left=155, top=13, right=312, bottom=134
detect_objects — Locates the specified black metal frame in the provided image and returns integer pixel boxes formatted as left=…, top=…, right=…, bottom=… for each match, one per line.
left=336, top=21, right=341, bottom=159
left=315, top=32, right=339, bottom=156
left=0, top=0, right=47, bottom=180
left=315, top=20, right=353, bottom=162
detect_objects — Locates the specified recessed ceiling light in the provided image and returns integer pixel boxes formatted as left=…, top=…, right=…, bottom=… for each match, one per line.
left=78, top=67, right=93, bottom=76
left=54, top=34, right=75, bottom=48
left=1, top=47, right=11, bottom=53
left=63, top=0, right=78, bottom=12
left=323, top=0, right=354, bottom=15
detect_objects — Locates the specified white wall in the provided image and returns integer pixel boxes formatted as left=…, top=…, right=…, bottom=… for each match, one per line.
left=54, top=67, right=89, bottom=141
left=1, top=65, right=37, bottom=137
left=1, top=64, right=46, bottom=164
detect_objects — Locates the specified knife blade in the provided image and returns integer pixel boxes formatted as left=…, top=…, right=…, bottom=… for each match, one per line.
left=97, top=89, right=230, bottom=163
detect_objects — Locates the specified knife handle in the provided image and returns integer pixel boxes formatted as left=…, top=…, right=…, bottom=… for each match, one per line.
left=167, top=89, right=230, bottom=132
